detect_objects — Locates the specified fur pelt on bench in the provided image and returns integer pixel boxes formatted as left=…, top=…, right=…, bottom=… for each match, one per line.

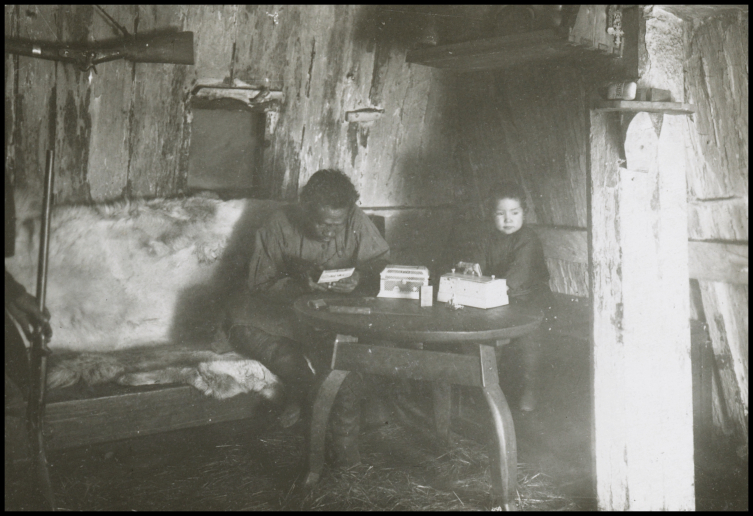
left=6, top=190, right=284, bottom=399
left=47, top=346, right=281, bottom=401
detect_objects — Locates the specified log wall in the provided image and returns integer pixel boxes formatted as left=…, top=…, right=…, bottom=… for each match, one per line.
left=454, top=64, right=591, bottom=297
left=4, top=5, right=458, bottom=266
left=681, top=10, right=748, bottom=449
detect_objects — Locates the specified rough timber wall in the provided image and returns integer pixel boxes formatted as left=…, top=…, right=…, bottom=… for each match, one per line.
left=682, top=10, right=748, bottom=449
left=4, top=5, right=458, bottom=265
left=454, top=64, right=590, bottom=297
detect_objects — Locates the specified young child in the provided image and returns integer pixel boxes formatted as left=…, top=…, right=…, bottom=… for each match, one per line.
left=457, top=182, right=552, bottom=411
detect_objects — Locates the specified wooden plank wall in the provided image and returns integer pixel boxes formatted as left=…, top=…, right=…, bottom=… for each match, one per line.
left=4, top=5, right=458, bottom=267
left=681, top=10, right=748, bottom=449
left=454, top=64, right=591, bottom=297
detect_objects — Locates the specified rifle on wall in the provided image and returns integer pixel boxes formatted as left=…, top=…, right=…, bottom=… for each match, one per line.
left=27, top=150, right=56, bottom=510
left=4, top=30, right=194, bottom=73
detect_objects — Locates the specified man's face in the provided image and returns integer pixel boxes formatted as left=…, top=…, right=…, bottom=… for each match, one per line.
left=309, top=205, right=350, bottom=242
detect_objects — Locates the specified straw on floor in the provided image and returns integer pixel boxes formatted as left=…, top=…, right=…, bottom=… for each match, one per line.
left=45, top=407, right=580, bottom=511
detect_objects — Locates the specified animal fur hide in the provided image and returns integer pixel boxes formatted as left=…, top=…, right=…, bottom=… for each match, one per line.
left=6, top=191, right=281, bottom=352
left=47, top=346, right=281, bottom=401
left=6, top=191, right=284, bottom=399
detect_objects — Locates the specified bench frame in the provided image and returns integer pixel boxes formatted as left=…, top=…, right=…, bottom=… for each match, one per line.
left=43, top=384, right=262, bottom=451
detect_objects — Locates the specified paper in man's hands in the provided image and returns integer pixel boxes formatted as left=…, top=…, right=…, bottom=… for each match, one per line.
left=317, top=268, right=355, bottom=284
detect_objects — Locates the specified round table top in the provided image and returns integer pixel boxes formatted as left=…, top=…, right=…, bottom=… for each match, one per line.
left=293, top=294, right=543, bottom=344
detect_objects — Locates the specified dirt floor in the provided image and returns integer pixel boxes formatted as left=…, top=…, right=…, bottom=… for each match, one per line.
left=6, top=331, right=748, bottom=511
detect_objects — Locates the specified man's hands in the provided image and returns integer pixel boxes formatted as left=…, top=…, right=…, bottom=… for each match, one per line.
left=327, top=270, right=360, bottom=294
left=264, top=268, right=362, bottom=302
left=305, top=270, right=361, bottom=294
left=304, top=271, right=329, bottom=293
left=6, top=291, right=52, bottom=340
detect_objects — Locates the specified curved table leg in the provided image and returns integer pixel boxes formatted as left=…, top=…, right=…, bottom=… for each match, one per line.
left=482, top=383, right=518, bottom=511
left=302, top=369, right=350, bottom=488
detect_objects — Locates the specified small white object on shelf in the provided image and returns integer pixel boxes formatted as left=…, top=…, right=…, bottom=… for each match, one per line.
left=604, top=81, right=637, bottom=100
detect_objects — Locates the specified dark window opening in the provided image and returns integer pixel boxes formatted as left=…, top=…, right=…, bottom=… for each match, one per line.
left=187, top=98, right=265, bottom=199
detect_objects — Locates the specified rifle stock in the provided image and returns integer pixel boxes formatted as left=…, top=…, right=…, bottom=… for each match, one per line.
left=27, top=149, right=56, bottom=510
left=5, top=31, right=194, bottom=71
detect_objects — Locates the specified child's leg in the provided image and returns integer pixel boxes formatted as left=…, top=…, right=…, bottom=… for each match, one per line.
left=510, top=291, right=552, bottom=412
left=518, top=331, right=543, bottom=411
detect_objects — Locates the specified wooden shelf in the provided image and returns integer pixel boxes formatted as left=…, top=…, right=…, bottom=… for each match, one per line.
left=406, top=29, right=598, bottom=72
left=593, top=100, right=696, bottom=115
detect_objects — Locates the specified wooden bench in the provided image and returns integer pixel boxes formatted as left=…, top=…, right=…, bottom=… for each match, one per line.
left=42, top=382, right=263, bottom=451
left=4, top=196, right=288, bottom=456
left=29, top=206, right=387, bottom=453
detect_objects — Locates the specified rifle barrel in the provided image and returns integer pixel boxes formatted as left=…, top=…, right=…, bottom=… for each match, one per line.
left=36, top=150, right=55, bottom=311
left=27, top=149, right=56, bottom=510
left=5, top=38, right=85, bottom=65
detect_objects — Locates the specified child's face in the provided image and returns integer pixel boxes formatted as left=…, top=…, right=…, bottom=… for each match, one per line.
left=493, top=198, right=524, bottom=235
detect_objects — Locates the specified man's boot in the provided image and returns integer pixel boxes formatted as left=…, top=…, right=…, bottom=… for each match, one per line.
left=328, top=374, right=362, bottom=468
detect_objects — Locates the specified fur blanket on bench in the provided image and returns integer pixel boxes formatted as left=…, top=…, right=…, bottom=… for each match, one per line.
left=47, top=346, right=281, bottom=401
left=6, top=191, right=284, bottom=400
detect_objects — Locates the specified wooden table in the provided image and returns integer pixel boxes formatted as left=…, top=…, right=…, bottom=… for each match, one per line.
left=293, top=294, right=543, bottom=510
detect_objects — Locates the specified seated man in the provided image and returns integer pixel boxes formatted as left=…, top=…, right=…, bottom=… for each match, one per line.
left=226, top=168, right=389, bottom=467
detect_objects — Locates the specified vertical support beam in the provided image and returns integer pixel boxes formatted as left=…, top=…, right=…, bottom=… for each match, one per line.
left=590, top=110, right=629, bottom=511
left=590, top=7, right=695, bottom=509
left=590, top=115, right=696, bottom=511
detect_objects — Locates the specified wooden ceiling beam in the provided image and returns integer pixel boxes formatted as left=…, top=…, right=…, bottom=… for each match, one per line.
left=654, top=5, right=748, bottom=22
left=406, top=29, right=586, bottom=72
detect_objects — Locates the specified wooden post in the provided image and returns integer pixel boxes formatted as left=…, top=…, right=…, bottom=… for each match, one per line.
left=590, top=112, right=695, bottom=511
left=590, top=8, right=694, bottom=510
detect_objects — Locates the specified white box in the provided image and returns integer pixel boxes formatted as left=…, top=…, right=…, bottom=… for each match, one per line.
left=420, top=285, right=433, bottom=307
left=436, top=272, right=509, bottom=309
left=378, top=265, right=430, bottom=300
